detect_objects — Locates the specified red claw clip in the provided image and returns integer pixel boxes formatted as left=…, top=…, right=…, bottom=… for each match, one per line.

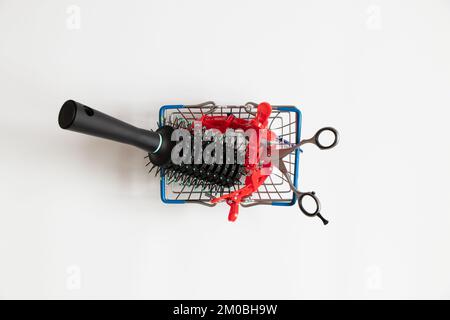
left=210, top=102, right=276, bottom=222
left=227, top=200, right=240, bottom=222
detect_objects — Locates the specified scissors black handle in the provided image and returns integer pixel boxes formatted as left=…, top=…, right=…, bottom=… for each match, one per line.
left=274, top=126, right=338, bottom=225
left=301, top=127, right=339, bottom=150
left=297, top=191, right=329, bottom=225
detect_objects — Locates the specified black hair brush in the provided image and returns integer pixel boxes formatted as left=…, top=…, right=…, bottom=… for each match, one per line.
left=58, top=100, right=246, bottom=192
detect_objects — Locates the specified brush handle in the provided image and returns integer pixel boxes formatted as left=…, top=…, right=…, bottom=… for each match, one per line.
left=58, top=100, right=162, bottom=153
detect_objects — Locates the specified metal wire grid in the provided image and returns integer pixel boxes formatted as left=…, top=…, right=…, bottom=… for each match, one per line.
left=160, top=102, right=299, bottom=206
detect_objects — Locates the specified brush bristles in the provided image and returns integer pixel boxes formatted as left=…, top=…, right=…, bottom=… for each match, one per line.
left=146, top=118, right=248, bottom=194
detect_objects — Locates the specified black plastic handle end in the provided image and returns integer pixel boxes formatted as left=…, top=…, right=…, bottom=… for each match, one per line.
left=58, top=99, right=79, bottom=129
left=58, top=100, right=161, bottom=154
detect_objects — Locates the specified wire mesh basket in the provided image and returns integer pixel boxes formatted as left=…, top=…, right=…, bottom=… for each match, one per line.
left=158, top=102, right=302, bottom=208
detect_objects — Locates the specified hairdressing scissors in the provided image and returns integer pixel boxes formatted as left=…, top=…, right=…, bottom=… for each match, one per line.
left=272, top=127, right=339, bottom=225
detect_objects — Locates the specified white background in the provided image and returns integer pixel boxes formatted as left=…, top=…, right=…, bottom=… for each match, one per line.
left=1, top=0, right=449, bottom=299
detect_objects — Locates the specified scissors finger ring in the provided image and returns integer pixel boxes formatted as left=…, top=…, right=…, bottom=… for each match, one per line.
left=298, top=191, right=329, bottom=225
left=300, top=127, right=339, bottom=150
left=313, top=127, right=339, bottom=150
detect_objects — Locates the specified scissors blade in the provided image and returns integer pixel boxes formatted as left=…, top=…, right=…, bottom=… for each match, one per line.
left=275, top=156, right=289, bottom=174
left=271, top=143, right=301, bottom=165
